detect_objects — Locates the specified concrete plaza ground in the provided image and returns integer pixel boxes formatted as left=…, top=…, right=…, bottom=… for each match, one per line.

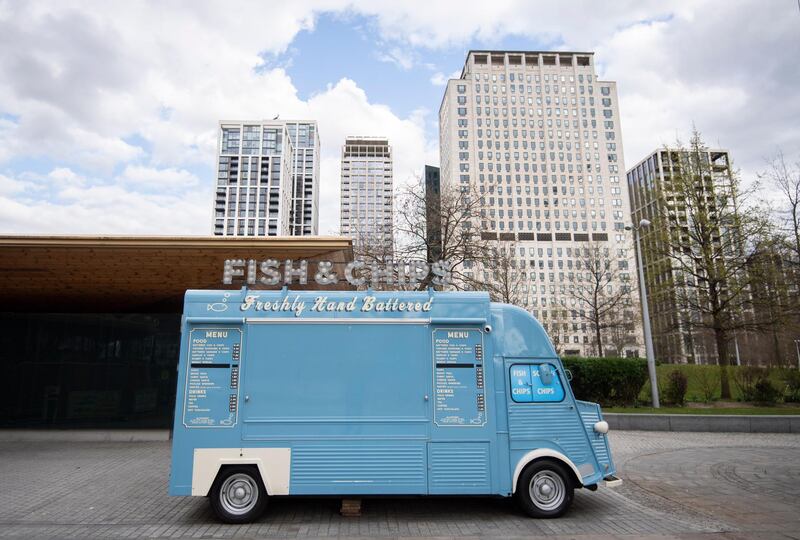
left=0, top=431, right=798, bottom=539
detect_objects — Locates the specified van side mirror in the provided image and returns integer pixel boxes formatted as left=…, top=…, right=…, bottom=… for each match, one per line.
left=564, top=368, right=573, bottom=382
left=540, top=364, right=553, bottom=385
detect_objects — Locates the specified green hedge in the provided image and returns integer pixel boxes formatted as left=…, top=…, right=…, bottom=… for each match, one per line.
left=639, top=364, right=797, bottom=403
left=559, top=358, right=800, bottom=406
left=561, top=357, right=649, bottom=406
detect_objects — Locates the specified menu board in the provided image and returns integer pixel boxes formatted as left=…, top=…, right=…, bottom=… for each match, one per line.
left=432, top=328, right=486, bottom=427
left=182, top=327, right=241, bottom=428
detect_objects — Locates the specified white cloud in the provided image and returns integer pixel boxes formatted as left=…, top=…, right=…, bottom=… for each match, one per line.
left=430, top=70, right=461, bottom=86
left=0, top=173, right=27, bottom=196
left=0, top=117, right=17, bottom=163
left=592, top=4, right=800, bottom=180
left=119, top=165, right=200, bottom=189
left=358, top=1, right=800, bottom=183
left=47, top=167, right=86, bottom=188
left=0, top=168, right=212, bottom=234
left=0, top=1, right=334, bottom=173
left=303, top=78, right=436, bottom=234
left=0, top=1, right=797, bottom=237
left=0, top=162, right=210, bottom=234
left=0, top=1, right=434, bottom=235
left=357, top=1, right=675, bottom=49
left=376, top=47, right=415, bottom=70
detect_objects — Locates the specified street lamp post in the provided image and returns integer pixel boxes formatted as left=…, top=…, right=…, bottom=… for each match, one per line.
left=627, top=219, right=660, bottom=408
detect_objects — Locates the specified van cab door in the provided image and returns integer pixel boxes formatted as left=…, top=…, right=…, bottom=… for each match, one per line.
left=505, top=358, right=599, bottom=485
left=427, top=326, right=494, bottom=494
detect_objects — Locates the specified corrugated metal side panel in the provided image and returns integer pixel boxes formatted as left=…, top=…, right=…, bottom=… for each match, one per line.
left=508, top=404, right=588, bottom=463
left=577, top=400, right=610, bottom=468
left=428, top=443, right=490, bottom=494
left=291, top=444, right=426, bottom=492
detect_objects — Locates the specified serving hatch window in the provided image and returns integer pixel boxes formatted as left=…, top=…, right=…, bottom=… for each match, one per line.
left=509, top=363, right=565, bottom=403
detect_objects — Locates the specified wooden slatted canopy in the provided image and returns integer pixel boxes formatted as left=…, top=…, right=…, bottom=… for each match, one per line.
left=0, top=235, right=354, bottom=313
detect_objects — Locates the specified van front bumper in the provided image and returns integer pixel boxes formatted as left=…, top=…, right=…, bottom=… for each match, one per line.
left=603, top=474, right=623, bottom=487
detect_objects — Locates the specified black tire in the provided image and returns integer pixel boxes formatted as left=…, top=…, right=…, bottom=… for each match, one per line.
left=209, top=466, right=268, bottom=524
left=515, top=459, right=574, bottom=518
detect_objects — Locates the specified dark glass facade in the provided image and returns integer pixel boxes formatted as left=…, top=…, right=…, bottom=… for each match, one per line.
left=0, top=313, right=181, bottom=428
left=425, top=165, right=442, bottom=262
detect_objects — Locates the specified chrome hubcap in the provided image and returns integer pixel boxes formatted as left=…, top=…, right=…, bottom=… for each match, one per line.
left=529, top=470, right=565, bottom=511
left=219, top=473, right=259, bottom=515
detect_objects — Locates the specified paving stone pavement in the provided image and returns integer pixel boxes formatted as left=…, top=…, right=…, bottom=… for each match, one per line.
left=0, top=431, right=798, bottom=539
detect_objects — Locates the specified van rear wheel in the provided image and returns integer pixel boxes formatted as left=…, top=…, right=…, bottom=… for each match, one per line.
left=516, top=460, right=574, bottom=518
left=209, top=466, right=268, bottom=523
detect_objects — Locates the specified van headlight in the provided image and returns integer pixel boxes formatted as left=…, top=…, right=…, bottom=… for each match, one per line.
left=593, top=421, right=609, bottom=434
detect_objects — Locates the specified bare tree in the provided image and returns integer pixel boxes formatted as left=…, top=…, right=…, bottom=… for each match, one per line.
left=566, top=242, right=636, bottom=357
left=649, top=129, right=773, bottom=398
left=761, top=151, right=800, bottom=266
left=392, top=177, right=535, bottom=308
left=394, top=176, right=491, bottom=290
left=755, top=152, right=800, bottom=366
left=604, top=312, right=642, bottom=358
left=545, top=322, right=568, bottom=356
left=479, top=242, right=530, bottom=306
left=353, top=176, right=529, bottom=297
left=746, top=232, right=800, bottom=366
left=349, top=224, right=395, bottom=266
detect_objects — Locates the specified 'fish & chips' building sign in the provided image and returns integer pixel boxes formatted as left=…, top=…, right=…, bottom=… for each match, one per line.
left=223, top=259, right=452, bottom=287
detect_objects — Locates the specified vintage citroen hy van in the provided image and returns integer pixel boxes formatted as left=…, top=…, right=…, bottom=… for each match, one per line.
left=169, top=289, right=620, bottom=523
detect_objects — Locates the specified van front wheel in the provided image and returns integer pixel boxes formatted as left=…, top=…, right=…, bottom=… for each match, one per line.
left=516, top=460, right=574, bottom=518
left=209, top=466, right=268, bottom=523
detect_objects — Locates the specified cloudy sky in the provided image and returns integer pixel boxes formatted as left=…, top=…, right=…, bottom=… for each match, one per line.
left=0, top=1, right=798, bottom=236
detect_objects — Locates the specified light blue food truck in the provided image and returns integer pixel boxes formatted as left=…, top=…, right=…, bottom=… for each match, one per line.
left=169, top=288, right=620, bottom=523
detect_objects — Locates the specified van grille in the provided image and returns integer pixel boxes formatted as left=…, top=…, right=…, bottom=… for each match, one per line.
left=576, top=400, right=611, bottom=467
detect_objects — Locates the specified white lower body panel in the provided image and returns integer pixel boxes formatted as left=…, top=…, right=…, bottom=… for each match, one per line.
left=192, top=448, right=291, bottom=496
